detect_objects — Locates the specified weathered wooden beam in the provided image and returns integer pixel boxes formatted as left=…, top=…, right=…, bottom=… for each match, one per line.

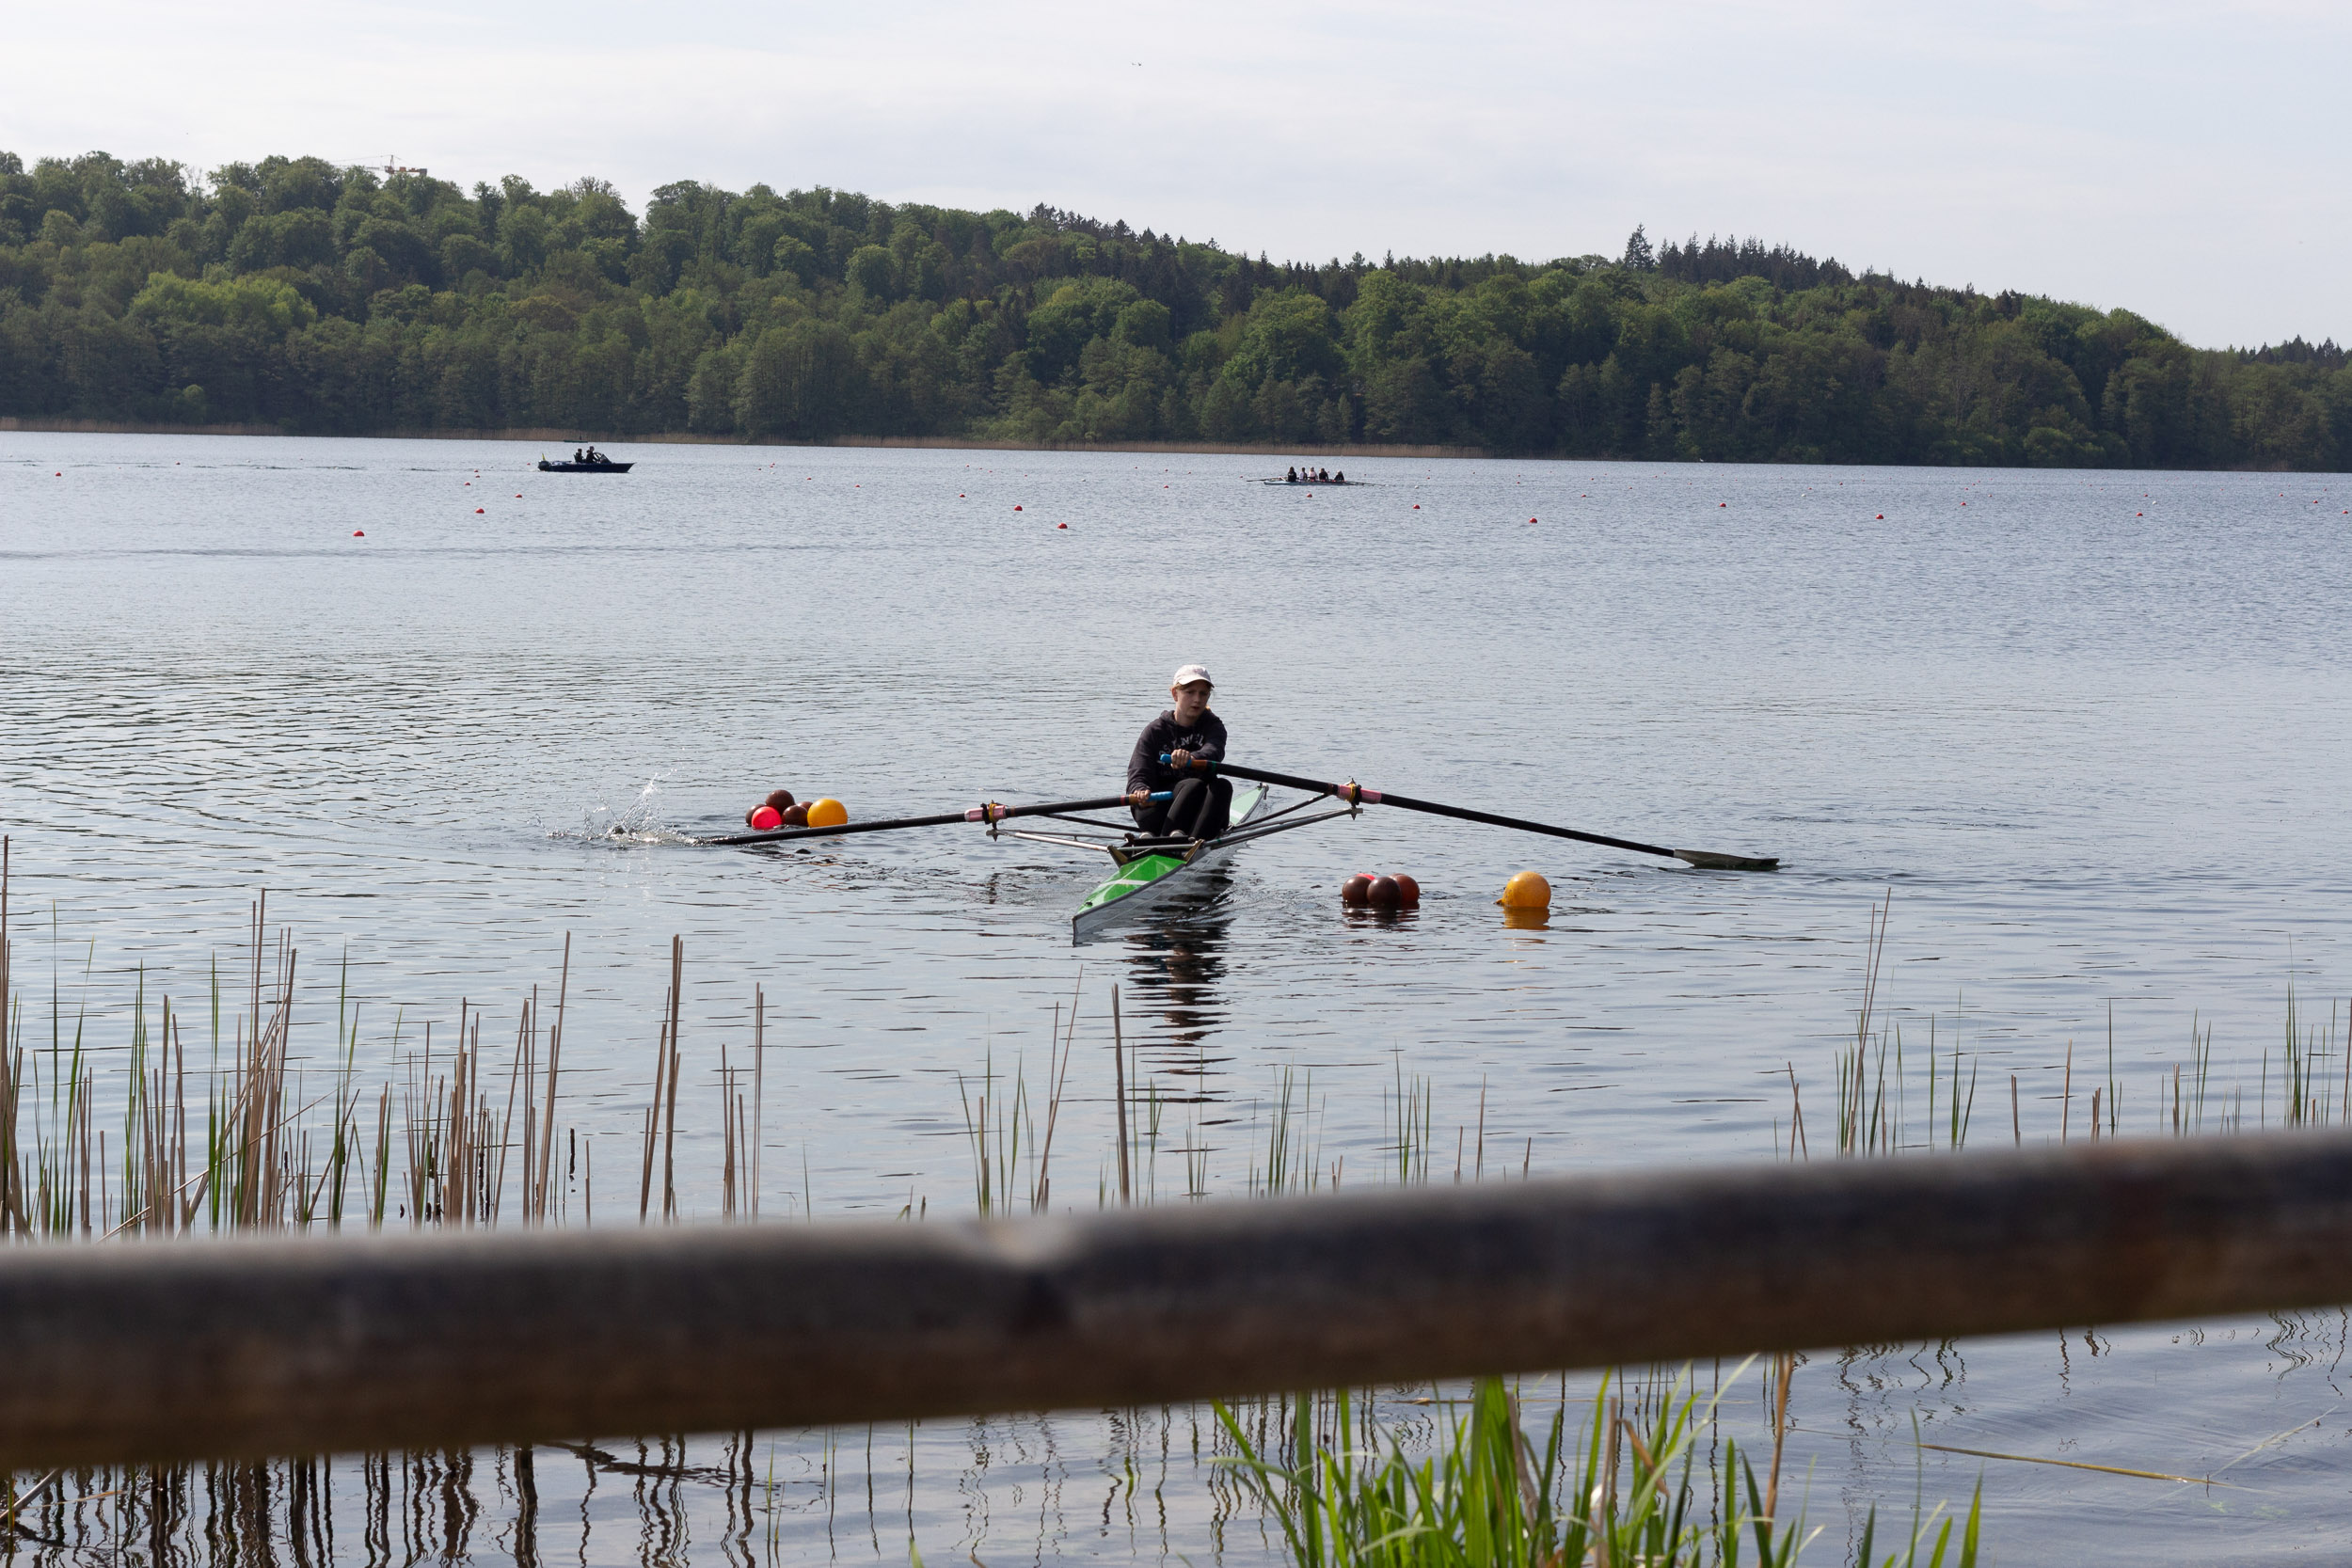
left=6, top=1132, right=2351, bottom=1468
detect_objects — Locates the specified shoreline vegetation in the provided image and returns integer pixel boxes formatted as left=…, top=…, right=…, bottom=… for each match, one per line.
left=0, top=862, right=2011, bottom=1562
left=5, top=864, right=2339, bottom=1560
left=0, top=414, right=1482, bottom=459
left=3, top=151, right=2346, bottom=471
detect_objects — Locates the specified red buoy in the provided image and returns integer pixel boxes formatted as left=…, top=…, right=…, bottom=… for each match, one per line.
left=1392, top=874, right=1421, bottom=906
left=1341, top=874, right=1373, bottom=905
left=1013, top=504, right=1023, bottom=512
left=750, top=805, right=783, bottom=831
left=1057, top=522, right=1068, bottom=529
left=475, top=507, right=485, bottom=514
left=353, top=530, right=365, bottom=537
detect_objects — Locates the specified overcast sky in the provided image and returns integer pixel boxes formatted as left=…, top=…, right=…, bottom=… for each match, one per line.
left=8, top=0, right=2344, bottom=349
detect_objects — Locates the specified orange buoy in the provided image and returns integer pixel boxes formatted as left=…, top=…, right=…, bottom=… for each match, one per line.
left=1391, top=874, right=1421, bottom=906
left=1497, top=870, right=1550, bottom=910
left=805, top=798, right=848, bottom=829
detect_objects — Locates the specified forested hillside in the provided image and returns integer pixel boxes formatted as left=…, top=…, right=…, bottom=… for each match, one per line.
left=3, top=150, right=2346, bottom=467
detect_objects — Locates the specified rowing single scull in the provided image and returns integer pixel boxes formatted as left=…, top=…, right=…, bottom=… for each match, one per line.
left=689, top=760, right=1775, bottom=942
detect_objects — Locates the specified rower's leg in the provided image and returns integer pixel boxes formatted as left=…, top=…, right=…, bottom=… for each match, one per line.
left=1132, top=797, right=1174, bottom=838
left=1161, top=777, right=1231, bottom=840
left=1161, top=777, right=1209, bottom=838
left=1200, top=778, right=1232, bottom=838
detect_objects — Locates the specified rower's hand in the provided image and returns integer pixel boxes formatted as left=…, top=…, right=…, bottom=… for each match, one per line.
left=1127, top=788, right=1152, bottom=805
left=1169, top=749, right=1192, bottom=769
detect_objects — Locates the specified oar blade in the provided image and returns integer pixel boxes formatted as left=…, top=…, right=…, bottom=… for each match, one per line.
left=1672, top=848, right=1780, bottom=872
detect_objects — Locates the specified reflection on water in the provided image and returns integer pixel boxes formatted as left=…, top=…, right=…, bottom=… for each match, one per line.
left=1117, top=894, right=1235, bottom=1060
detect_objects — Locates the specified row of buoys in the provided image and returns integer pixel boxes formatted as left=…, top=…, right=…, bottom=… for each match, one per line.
left=745, top=788, right=847, bottom=831
left=1341, top=871, right=1422, bottom=907
left=1335, top=869, right=1557, bottom=921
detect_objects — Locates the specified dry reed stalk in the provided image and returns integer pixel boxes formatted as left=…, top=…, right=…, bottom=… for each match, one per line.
left=664, top=937, right=683, bottom=1221
left=534, top=934, right=568, bottom=1224
left=719, top=1032, right=737, bottom=1219
left=1031, top=979, right=1080, bottom=1212
left=2060, top=1039, right=2074, bottom=1142
left=750, top=985, right=763, bottom=1221
left=1595, top=1391, right=1620, bottom=1567
left=1112, top=987, right=1130, bottom=1206
left=1763, top=1349, right=1792, bottom=1526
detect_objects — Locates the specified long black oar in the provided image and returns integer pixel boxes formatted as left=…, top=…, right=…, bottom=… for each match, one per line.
left=697, top=793, right=1159, bottom=848
left=1183, top=760, right=1777, bottom=871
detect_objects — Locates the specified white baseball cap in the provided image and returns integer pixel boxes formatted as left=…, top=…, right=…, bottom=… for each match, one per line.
left=1171, top=664, right=1214, bottom=688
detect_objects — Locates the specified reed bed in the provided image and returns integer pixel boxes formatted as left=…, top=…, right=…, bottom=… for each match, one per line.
left=30, top=860, right=2351, bottom=1563
left=1217, top=1371, right=1980, bottom=1568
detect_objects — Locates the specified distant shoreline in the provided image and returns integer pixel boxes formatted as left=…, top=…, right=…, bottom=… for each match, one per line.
left=0, top=418, right=1486, bottom=461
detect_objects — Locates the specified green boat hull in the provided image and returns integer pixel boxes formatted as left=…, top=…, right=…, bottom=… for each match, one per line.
left=1071, top=784, right=1270, bottom=942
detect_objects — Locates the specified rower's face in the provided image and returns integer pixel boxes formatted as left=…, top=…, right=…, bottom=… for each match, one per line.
left=1170, top=682, right=1212, bottom=723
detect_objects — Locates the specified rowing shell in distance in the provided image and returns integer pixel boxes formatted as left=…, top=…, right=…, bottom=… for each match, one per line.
left=537, top=459, right=634, bottom=473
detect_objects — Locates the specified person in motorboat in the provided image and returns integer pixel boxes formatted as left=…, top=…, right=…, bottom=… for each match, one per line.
left=574, top=448, right=585, bottom=463
left=1126, top=665, right=1231, bottom=846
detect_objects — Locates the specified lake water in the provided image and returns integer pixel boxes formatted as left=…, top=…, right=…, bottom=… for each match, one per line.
left=4, top=432, right=2351, bottom=1561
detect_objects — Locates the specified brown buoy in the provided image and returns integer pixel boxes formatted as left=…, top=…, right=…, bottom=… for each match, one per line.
left=1341, top=874, right=1373, bottom=905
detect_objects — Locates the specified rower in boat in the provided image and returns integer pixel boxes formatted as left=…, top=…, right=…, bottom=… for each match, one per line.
left=1125, top=665, right=1231, bottom=846
left=1285, top=467, right=1299, bottom=483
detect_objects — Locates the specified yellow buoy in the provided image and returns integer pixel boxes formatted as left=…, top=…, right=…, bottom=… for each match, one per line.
left=805, top=798, right=849, bottom=829
left=1496, top=870, right=1550, bottom=909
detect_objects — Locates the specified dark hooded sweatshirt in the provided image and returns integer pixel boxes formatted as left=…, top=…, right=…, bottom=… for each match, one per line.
left=1126, top=709, right=1228, bottom=796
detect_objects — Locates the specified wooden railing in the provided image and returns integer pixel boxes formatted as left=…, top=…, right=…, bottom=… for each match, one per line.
left=6, top=1131, right=2352, bottom=1469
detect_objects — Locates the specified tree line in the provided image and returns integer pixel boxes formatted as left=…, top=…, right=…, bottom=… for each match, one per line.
left=2, top=150, right=2346, bottom=468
